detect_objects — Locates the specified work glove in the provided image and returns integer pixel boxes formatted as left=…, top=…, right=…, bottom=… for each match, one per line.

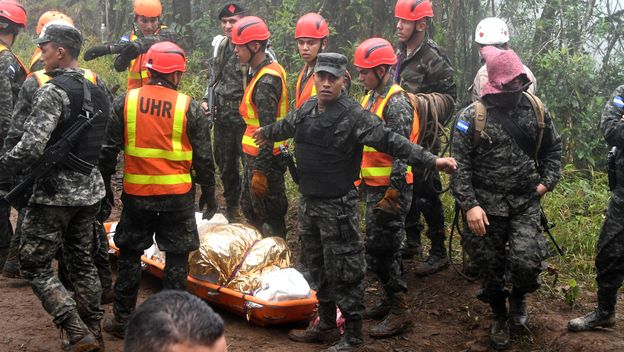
left=120, top=41, right=142, bottom=61
left=373, top=188, right=401, bottom=223
left=198, top=184, right=217, bottom=220
left=251, top=170, right=269, bottom=199
left=83, top=45, right=112, bottom=61
left=97, top=174, right=114, bottom=223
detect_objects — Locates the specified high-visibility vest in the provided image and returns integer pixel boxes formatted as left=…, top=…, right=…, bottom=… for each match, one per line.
left=0, top=43, right=27, bottom=77
left=123, top=85, right=193, bottom=196
left=126, top=27, right=168, bottom=90
left=239, top=61, right=289, bottom=157
left=359, top=84, right=420, bottom=186
left=29, top=47, right=41, bottom=72
left=30, top=69, right=97, bottom=87
left=295, top=65, right=316, bottom=109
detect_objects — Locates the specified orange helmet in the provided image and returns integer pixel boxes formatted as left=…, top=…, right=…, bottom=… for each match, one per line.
left=36, top=11, right=73, bottom=35
left=395, top=0, right=434, bottom=21
left=0, top=0, right=26, bottom=28
left=295, top=13, right=329, bottom=39
left=134, top=0, right=162, bottom=18
left=354, top=38, right=397, bottom=69
left=144, top=41, right=186, bottom=74
left=231, top=16, right=270, bottom=45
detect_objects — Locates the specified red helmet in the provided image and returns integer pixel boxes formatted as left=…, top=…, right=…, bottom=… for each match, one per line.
left=231, top=16, right=270, bottom=45
left=144, top=41, right=186, bottom=74
left=295, top=13, right=329, bottom=39
left=395, top=0, right=434, bottom=21
left=354, top=38, right=397, bottom=69
left=134, top=0, right=162, bottom=18
left=0, top=0, right=26, bottom=28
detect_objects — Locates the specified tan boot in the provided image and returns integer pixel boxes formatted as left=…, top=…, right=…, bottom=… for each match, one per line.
left=288, top=321, right=340, bottom=343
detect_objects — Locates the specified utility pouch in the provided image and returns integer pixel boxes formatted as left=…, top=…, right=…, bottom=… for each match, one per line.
left=608, top=146, right=617, bottom=191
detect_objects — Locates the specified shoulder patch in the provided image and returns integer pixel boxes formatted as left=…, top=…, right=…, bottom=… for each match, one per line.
left=120, top=35, right=130, bottom=42
left=6, top=64, right=16, bottom=79
left=456, top=118, right=470, bottom=134
left=613, top=95, right=624, bottom=108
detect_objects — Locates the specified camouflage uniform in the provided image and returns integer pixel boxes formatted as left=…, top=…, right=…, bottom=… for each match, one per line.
left=0, top=47, right=27, bottom=269
left=0, top=67, right=111, bottom=329
left=203, top=39, right=246, bottom=213
left=396, top=37, right=456, bottom=261
left=240, top=57, right=288, bottom=237
left=262, top=90, right=438, bottom=346
left=450, top=95, right=562, bottom=303
left=99, top=78, right=215, bottom=323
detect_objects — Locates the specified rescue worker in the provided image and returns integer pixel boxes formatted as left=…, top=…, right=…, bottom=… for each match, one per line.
left=471, top=17, right=537, bottom=100
left=354, top=38, right=418, bottom=338
left=253, top=52, right=457, bottom=352
left=232, top=16, right=289, bottom=238
left=294, top=12, right=329, bottom=109
left=0, top=24, right=111, bottom=352
left=394, top=0, right=456, bottom=276
left=201, top=1, right=246, bottom=221
left=568, top=86, right=624, bottom=332
left=100, top=41, right=216, bottom=338
left=451, top=46, right=561, bottom=349
left=0, top=0, right=27, bottom=274
left=83, top=0, right=183, bottom=90
left=29, top=10, right=74, bottom=72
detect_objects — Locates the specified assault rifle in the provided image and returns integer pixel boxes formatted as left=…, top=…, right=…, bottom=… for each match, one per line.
left=540, top=207, right=564, bottom=256
left=4, top=111, right=103, bottom=206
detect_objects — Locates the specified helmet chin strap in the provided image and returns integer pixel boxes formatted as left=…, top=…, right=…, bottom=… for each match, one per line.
left=245, top=43, right=260, bottom=65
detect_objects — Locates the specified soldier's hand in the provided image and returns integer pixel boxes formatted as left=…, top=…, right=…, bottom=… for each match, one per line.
left=466, top=206, right=489, bottom=236
left=252, top=128, right=269, bottom=147
left=201, top=101, right=210, bottom=116
left=536, top=184, right=548, bottom=197
left=251, top=170, right=269, bottom=199
left=435, top=157, right=457, bottom=174
left=120, top=42, right=141, bottom=60
left=198, top=184, right=217, bottom=220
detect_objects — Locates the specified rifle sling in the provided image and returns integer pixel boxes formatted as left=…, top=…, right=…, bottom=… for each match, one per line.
left=490, top=108, right=537, bottom=162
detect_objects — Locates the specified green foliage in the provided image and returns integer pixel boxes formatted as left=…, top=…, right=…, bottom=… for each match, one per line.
left=563, top=279, right=580, bottom=306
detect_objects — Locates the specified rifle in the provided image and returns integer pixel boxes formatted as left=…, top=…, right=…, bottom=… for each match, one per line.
left=608, top=146, right=617, bottom=191
left=279, top=145, right=299, bottom=184
left=4, top=111, right=103, bottom=206
left=540, top=207, right=564, bottom=256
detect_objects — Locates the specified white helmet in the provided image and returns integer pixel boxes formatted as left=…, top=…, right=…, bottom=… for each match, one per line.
left=475, top=17, right=509, bottom=45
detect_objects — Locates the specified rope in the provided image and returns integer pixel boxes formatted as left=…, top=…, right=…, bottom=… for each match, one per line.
left=448, top=203, right=479, bottom=282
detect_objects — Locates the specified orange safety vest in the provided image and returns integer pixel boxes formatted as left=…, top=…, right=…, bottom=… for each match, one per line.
left=359, top=84, right=420, bottom=187
left=239, top=61, right=289, bottom=157
left=30, top=69, right=97, bottom=87
left=126, top=27, right=166, bottom=90
left=0, top=43, right=27, bottom=77
left=29, top=47, right=41, bottom=72
left=123, top=85, right=193, bottom=196
left=295, top=65, right=316, bottom=109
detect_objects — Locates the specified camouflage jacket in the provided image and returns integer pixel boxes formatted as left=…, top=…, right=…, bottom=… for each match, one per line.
left=363, top=80, right=414, bottom=189
left=1, top=74, right=38, bottom=155
left=99, top=79, right=215, bottom=211
left=0, top=48, right=27, bottom=145
left=601, top=85, right=624, bottom=186
left=203, top=38, right=244, bottom=111
left=450, top=96, right=562, bottom=216
left=114, top=27, right=184, bottom=72
left=262, top=93, right=437, bottom=173
left=0, top=68, right=112, bottom=206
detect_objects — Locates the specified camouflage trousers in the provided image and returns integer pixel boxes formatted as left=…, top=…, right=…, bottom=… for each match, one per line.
left=113, top=205, right=198, bottom=321
left=241, top=155, right=288, bottom=237
left=19, top=203, right=103, bottom=325
left=3, top=206, right=22, bottom=270
left=461, top=197, right=549, bottom=302
left=299, top=189, right=366, bottom=325
left=213, top=113, right=246, bottom=209
left=0, top=202, right=13, bottom=267
left=404, top=171, right=446, bottom=256
left=364, top=184, right=412, bottom=295
left=596, top=188, right=624, bottom=292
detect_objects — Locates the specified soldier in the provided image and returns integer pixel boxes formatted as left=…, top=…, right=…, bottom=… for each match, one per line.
left=471, top=17, right=537, bottom=101
left=201, top=1, right=246, bottom=221
left=451, top=46, right=561, bottom=349
left=354, top=38, right=419, bottom=338
left=253, top=53, right=456, bottom=352
left=0, top=24, right=111, bottom=352
left=231, top=16, right=289, bottom=238
left=29, top=11, right=73, bottom=73
left=394, top=0, right=456, bottom=275
left=0, top=0, right=27, bottom=275
left=568, top=86, right=624, bottom=332
left=100, top=41, right=216, bottom=338
left=294, top=12, right=329, bottom=109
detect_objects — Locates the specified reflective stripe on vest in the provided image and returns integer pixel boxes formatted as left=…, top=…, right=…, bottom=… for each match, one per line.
left=29, top=48, right=41, bottom=72
left=0, top=43, right=28, bottom=77
left=31, top=69, right=98, bottom=87
left=295, top=65, right=316, bottom=109
left=359, top=84, right=420, bottom=186
left=127, top=32, right=150, bottom=90
left=239, top=61, right=289, bottom=157
left=123, top=85, right=193, bottom=196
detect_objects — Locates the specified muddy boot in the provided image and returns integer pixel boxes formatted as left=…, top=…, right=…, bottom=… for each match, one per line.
left=508, top=289, right=528, bottom=327
left=323, top=320, right=365, bottom=352
left=369, top=293, right=411, bottom=338
left=59, top=313, right=99, bottom=352
left=413, top=253, right=449, bottom=277
left=100, top=287, right=114, bottom=305
left=103, top=314, right=127, bottom=339
left=288, top=320, right=340, bottom=343
left=568, top=289, right=617, bottom=332
left=226, top=207, right=242, bottom=223
left=489, top=299, right=510, bottom=350
left=84, top=319, right=104, bottom=352
left=400, top=243, right=422, bottom=260
left=364, top=297, right=391, bottom=320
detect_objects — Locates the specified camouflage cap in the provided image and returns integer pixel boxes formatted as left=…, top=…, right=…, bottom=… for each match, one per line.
left=218, top=1, right=246, bottom=19
left=33, top=23, right=83, bottom=52
left=314, top=53, right=347, bottom=77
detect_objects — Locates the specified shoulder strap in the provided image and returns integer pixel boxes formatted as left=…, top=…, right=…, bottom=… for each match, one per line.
left=522, top=92, right=545, bottom=160
left=473, top=100, right=487, bottom=146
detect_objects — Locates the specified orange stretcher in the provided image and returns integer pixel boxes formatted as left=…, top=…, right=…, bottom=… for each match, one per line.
left=104, top=222, right=318, bottom=326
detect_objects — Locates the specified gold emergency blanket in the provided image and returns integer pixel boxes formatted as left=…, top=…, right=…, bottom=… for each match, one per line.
left=188, top=223, right=292, bottom=293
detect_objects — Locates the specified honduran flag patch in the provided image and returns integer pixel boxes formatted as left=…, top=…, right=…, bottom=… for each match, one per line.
left=456, top=119, right=470, bottom=134
left=614, top=95, right=624, bottom=108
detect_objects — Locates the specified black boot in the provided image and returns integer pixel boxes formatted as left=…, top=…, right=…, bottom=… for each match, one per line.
left=508, top=289, right=528, bottom=327
left=364, top=296, right=391, bottom=320
left=323, top=319, right=365, bottom=352
left=59, top=312, right=99, bottom=352
left=84, top=319, right=104, bottom=352
left=568, top=288, right=617, bottom=332
left=489, top=299, right=510, bottom=350
left=369, top=292, right=411, bottom=338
